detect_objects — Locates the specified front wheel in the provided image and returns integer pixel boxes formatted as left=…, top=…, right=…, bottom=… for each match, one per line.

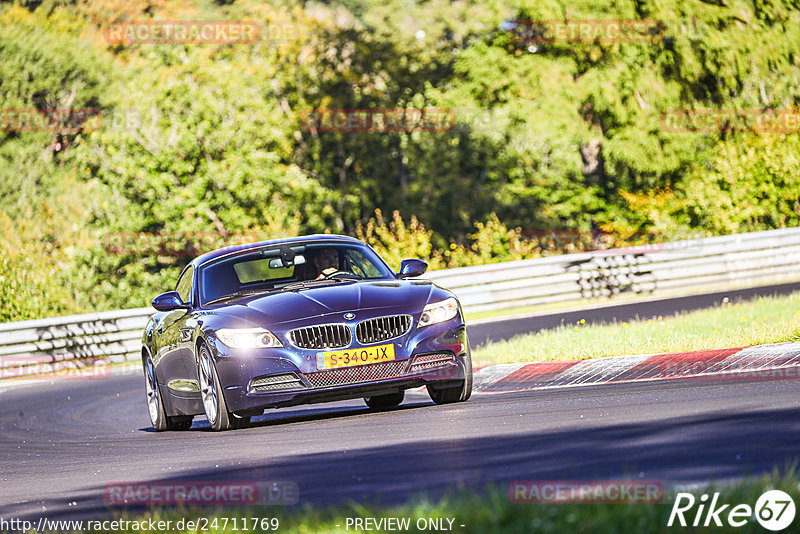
left=197, top=344, right=250, bottom=431
left=427, top=352, right=473, bottom=405
left=143, top=356, right=193, bottom=431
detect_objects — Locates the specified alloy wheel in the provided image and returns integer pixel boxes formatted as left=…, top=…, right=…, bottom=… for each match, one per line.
left=145, top=358, right=160, bottom=425
left=198, top=351, right=219, bottom=425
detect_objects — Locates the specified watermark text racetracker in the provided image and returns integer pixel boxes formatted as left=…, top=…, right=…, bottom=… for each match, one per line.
left=639, top=357, right=800, bottom=384
left=0, top=108, right=101, bottom=133
left=105, top=481, right=298, bottom=506
left=504, top=19, right=664, bottom=44
left=519, top=229, right=729, bottom=255
left=662, top=109, right=800, bottom=134
left=0, top=356, right=111, bottom=381
left=104, top=21, right=259, bottom=45
left=509, top=480, right=664, bottom=504
left=300, top=108, right=455, bottom=133
left=100, top=229, right=728, bottom=258
left=103, top=230, right=263, bottom=257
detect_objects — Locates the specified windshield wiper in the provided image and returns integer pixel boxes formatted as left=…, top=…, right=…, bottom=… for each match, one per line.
left=281, top=278, right=353, bottom=291
left=205, top=288, right=276, bottom=305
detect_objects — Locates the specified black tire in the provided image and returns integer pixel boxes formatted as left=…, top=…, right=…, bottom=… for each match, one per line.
left=463, top=350, right=473, bottom=401
left=143, top=356, right=193, bottom=431
left=197, top=343, right=250, bottom=431
left=427, top=352, right=473, bottom=404
left=364, top=390, right=405, bottom=409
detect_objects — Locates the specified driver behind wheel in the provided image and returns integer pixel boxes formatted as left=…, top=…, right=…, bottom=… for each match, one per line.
left=313, top=247, right=340, bottom=279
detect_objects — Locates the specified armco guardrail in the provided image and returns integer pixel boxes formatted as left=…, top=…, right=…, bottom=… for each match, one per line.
left=424, top=226, right=800, bottom=313
left=0, top=307, right=151, bottom=379
left=1, top=227, right=800, bottom=380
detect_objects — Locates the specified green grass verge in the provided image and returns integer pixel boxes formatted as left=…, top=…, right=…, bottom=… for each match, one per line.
left=48, top=470, right=800, bottom=533
left=472, top=291, right=800, bottom=366
left=462, top=280, right=800, bottom=323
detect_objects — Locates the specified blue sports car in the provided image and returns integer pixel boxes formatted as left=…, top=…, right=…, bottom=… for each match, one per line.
left=142, top=234, right=473, bottom=431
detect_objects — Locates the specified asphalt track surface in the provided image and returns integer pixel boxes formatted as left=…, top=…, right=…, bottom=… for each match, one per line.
left=1, top=370, right=799, bottom=521
left=466, top=281, right=800, bottom=346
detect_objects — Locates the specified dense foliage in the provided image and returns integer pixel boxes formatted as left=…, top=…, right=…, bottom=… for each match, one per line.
left=1, top=0, right=799, bottom=321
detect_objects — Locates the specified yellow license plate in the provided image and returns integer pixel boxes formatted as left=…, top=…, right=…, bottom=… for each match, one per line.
left=316, top=344, right=396, bottom=370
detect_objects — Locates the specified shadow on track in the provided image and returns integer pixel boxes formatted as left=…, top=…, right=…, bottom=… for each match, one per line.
left=68, top=402, right=800, bottom=520
left=135, top=399, right=434, bottom=432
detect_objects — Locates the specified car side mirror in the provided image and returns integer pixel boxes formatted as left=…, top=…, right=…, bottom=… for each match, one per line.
left=151, top=291, right=189, bottom=311
left=398, top=259, right=428, bottom=278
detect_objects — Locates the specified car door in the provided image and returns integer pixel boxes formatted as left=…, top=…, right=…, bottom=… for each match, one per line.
left=155, top=266, right=195, bottom=393
left=174, top=265, right=202, bottom=392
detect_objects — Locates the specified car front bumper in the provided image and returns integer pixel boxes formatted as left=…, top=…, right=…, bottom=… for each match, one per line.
left=211, top=323, right=470, bottom=414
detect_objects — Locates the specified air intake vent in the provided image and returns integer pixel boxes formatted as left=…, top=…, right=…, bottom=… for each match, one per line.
left=408, top=351, right=456, bottom=372
left=249, top=373, right=305, bottom=392
left=355, top=314, right=412, bottom=345
left=289, top=324, right=351, bottom=349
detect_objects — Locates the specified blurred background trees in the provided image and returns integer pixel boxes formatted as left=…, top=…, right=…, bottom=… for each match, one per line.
left=1, top=0, right=799, bottom=320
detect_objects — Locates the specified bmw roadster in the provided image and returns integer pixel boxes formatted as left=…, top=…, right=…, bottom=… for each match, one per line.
left=142, top=235, right=472, bottom=431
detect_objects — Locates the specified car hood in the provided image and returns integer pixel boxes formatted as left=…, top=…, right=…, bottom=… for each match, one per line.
left=206, top=279, right=443, bottom=326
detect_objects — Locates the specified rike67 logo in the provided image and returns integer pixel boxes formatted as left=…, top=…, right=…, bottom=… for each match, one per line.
left=668, top=490, right=796, bottom=531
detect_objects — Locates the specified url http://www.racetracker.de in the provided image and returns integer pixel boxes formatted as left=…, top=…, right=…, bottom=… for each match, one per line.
left=0, top=516, right=281, bottom=532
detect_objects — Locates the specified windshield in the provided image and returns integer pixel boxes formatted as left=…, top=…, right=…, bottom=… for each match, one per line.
left=197, top=243, right=394, bottom=306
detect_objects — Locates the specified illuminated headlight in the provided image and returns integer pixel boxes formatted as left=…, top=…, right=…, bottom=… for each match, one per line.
left=216, top=328, right=283, bottom=349
left=418, top=297, right=459, bottom=327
